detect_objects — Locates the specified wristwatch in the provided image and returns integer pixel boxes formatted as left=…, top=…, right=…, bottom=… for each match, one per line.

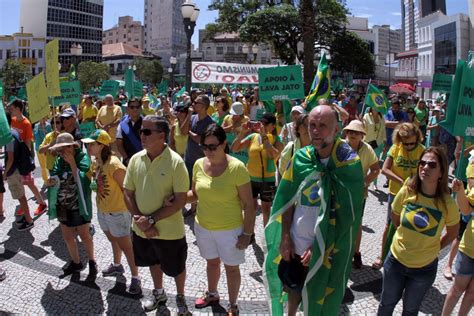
left=147, top=216, right=156, bottom=225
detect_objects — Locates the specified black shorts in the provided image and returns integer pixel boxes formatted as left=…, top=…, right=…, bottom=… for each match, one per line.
left=132, top=232, right=187, bottom=277
left=58, top=206, right=90, bottom=227
left=251, top=180, right=276, bottom=202
left=278, top=255, right=308, bottom=294
left=457, top=216, right=469, bottom=241
left=0, top=169, right=5, bottom=193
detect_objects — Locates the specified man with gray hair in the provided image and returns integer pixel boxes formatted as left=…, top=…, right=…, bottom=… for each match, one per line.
left=96, top=94, right=122, bottom=144
left=123, top=115, right=190, bottom=314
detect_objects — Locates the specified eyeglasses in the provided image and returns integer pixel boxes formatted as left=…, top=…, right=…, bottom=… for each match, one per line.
left=140, top=128, right=162, bottom=136
left=128, top=105, right=141, bottom=109
left=419, top=159, right=438, bottom=169
left=200, top=142, right=221, bottom=151
left=402, top=142, right=417, bottom=147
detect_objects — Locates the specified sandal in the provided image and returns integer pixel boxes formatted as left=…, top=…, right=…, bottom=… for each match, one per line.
left=372, top=257, right=383, bottom=270
left=443, top=267, right=453, bottom=281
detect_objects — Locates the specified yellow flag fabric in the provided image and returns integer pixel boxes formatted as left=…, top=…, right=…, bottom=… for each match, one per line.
left=45, top=39, right=61, bottom=97
left=26, top=72, right=50, bottom=123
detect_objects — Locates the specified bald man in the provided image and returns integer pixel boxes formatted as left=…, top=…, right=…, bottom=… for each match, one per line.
left=264, top=105, right=365, bottom=315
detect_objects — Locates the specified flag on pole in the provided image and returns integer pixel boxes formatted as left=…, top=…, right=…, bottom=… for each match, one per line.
left=68, top=64, right=76, bottom=81
left=0, top=102, right=13, bottom=147
left=305, top=52, right=331, bottom=111
left=0, top=80, right=3, bottom=97
left=157, top=80, right=169, bottom=95
left=147, top=93, right=160, bottom=109
left=124, top=67, right=134, bottom=98
left=365, top=84, right=389, bottom=114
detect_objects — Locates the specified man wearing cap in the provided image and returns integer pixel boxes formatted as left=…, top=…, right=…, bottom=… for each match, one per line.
left=280, top=106, right=305, bottom=145
left=123, top=115, right=190, bottom=314
left=96, top=94, right=122, bottom=143
left=141, top=95, right=155, bottom=116
left=222, top=102, right=249, bottom=164
left=60, top=108, right=83, bottom=142
left=116, top=97, right=143, bottom=166
left=264, top=105, right=364, bottom=315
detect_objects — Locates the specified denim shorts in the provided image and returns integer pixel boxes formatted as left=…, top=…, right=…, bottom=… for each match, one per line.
left=97, top=210, right=131, bottom=238
left=455, top=251, right=474, bottom=277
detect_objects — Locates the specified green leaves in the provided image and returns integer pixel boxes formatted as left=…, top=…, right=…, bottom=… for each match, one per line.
left=132, top=58, right=163, bottom=86
left=77, top=61, right=110, bottom=91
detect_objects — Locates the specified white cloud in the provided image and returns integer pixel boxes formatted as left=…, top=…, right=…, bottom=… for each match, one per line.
left=391, top=12, right=402, bottom=16
left=355, top=13, right=373, bottom=18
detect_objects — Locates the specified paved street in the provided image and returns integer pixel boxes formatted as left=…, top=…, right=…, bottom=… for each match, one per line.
left=0, top=165, right=460, bottom=315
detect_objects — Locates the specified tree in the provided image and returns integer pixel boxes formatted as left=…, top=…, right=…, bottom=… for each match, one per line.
left=132, top=58, right=164, bottom=86
left=77, top=61, right=110, bottom=91
left=329, top=31, right=375, bottom=77
left=0, top=59, right=31, bottom=99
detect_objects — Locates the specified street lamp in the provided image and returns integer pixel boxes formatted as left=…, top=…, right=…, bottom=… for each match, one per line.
left=242, top=43, right=259, bottom=64
left=182, top=0, right=199, bottom=93
left=169, top=56, right=177, bottom=89
left=70, top=43, right=83, bottom=71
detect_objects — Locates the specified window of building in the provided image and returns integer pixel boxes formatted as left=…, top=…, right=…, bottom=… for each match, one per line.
left=216, top=47, right=223, bottom=55
left=434, top=22, right=456, bottom=74
left=227, top=46, right=234, bottom=54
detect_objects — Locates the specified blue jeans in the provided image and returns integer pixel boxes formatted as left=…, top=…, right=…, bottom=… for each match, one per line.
left=377, top=252, right=437, bottom=316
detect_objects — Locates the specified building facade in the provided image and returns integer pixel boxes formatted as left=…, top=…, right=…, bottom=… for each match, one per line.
left=103, top=16, right=144, bottom=51
left=144, top=0, right=186, bottom=68
left=20, top=0, right=103, bottom=67
left=102, top=43, right=144, bottom=79
left=0, top=32, right=46, bottom=76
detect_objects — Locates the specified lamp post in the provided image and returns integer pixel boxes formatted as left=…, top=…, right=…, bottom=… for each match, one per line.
left=242, top=43, right=259, bottom=64
left=169, top=56, right=177, bottom=89
left=181, top=0, right=200, bottom=94
left=70, top=43, right=83, bottom=71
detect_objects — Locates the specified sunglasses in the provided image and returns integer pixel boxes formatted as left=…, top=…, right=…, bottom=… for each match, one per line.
left=140, top=128, right=162, bottom=136
left=419, top=159, right=438, bottom=169
left=200, top=142, right=221, bottom=151
left=128, top=105, right=141, bottom=109
left=402, top=142, right=417, bottom=147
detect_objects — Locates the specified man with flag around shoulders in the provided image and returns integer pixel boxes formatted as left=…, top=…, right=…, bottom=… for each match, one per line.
left=264, top=105, right=365, bottom=315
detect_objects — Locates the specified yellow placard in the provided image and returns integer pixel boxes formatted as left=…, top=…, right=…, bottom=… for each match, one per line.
left=45, top=39, right=61, bottom=97
left=26, top=72, right=50, bottom=123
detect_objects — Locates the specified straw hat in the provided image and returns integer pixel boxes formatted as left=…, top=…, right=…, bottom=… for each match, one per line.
left=343, top=120, right=366, bottom=135
left=49, top=133, right=79, bottom=151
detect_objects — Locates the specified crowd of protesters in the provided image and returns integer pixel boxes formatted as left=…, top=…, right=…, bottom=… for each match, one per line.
left=0, top=83, right=472, bottom=316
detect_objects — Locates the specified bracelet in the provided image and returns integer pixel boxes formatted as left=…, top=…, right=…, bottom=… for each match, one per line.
left=243, top=232, right=253, bottom=236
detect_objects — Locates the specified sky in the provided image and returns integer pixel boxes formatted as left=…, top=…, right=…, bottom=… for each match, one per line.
left=0, top=0, right=469, bottom=45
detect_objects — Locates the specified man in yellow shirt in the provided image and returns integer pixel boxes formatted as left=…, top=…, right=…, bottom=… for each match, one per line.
left=95, top=94, right=122, bottom=143
left=78, top=95, right=98, bottom=123
left=123, top=115, right=190, bottom=314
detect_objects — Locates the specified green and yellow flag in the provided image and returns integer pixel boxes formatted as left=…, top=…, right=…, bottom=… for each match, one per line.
left=264, top=139, right=364, bottom=315
left=365, top=84, right=388, bottom=114
left=305, top=53, right=331, bottom=111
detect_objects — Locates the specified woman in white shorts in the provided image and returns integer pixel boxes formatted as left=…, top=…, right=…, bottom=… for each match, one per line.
left=187, top=124, right=255, bottom=315
left=82, top=129, right=141, bottom=295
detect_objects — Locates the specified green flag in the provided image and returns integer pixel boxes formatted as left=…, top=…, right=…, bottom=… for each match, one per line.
left=364, top=84, right=389, bottom=114
left=0, top=80, right=3, bottom=97
left=264, top=139, right=364, bottom=315
left=125, top=67, right=134, bottom=98
left=68, top=64, right=76, bottom=81
left=17, top=87, right=27, bottom=101
left=0, top=103, right=13, bottom=146
left=175, top=86, right=186, bottom=97
left=305, top=53, right=331, bottom=111
left=133, top=81, right=144, bottom=98
left=157, top=80, right=169, bottom=95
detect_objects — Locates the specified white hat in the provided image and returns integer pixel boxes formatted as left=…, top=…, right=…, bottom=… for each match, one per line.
left=230, top=102, right=244, bottom=116
left=291, top=105, right=305, bottom=114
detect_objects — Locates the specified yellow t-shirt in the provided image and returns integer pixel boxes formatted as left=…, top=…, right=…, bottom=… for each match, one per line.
left=40, top=131, right=59, bottom=170
left=193, top=157, right=250, bottom=230
left=95, top=156, right=128, bottom=212
left=96, top=105, right=122, bottom=141
left=173, top=122, right=188, bottom=156
left=123, top=147, right=189, bottom=240
left=222, top=114, right=249, bottom=134
left=207, top=104, right=216, bottom=116
left=142, top=107, right=155, bottom=116
left=81, top=104, right=98, bottom=121
left=246, top=133, right=280, bottom=182
left=391, top=185, right=460, bottom=268
left=459, top=187, right=474, bottom=258
left=387, top=143, right=425, bottom=195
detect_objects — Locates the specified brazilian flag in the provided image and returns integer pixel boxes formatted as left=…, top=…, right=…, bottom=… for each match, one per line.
left=305, top=52, right=331, bottom=111
left=365, top=84, right=388, bottom=114
left=264, top=139, right=364, bottom=315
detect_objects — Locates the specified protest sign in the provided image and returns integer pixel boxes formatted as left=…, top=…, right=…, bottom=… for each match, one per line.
left=192, top=62, right=273, bottom=84
left=79, top=122, right=96, bottom=138
left=99, top=80, right=119, bottom=97
left=0, top=103, right=12, bottom=147
left=453, top=64, right=474, bottom=136
left=45, top=39, right=61, bottom=96
left=133, top=81, right=144, bottom=98
left=53, top=81, right=81, bottom=106
left=26, top=72, right=50, bottom=123
left=258, top=65, right=304, bottom=101
left=432, top=73, right=453, bottom=93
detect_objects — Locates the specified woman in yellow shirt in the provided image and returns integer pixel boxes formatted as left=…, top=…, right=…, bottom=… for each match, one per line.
left=169, top=102, right=189, bottom=157
left=378, top=146, right=459, bottom=315
left=188, top=124, right=255, bottom=316
left=373, top=122, right=425, bottom=269
left=82, top=129, right=141, bottom=295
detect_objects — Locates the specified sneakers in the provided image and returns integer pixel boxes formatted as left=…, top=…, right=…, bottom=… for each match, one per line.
left=176, top=294, right=190, bottom=315
left=0, top=268, right=6, bottom=281
left=102, top=263, right=125, bottom=277
left=128, top=277, right=142, bottom=295
left=195, top=291, right=220, bottom=309
left=227, top=303, right=239, bottom=316
left=34, top=203, right=47, bottom=216
left=89, top=260, right=98, bottom=276
left=17, top=220, right=34, bottom=231
left=353, top=252, right=362, bottom=269
left=143, top=289, right=168, bottom=312
left=15, top=216, right=25, bottom=226
left=15, top=209, right=24, bottom=216
left=62, top=261, right=84, bottom=275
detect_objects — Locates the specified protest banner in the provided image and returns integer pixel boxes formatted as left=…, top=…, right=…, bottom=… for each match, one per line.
left=452, top=63, right=474, bottom=136
left=45, top=39, right=61, bottom=97
left=432, top=73, right=453, bottom=93
left=53, top=81, right=81, bottom=106
left=258, top=65, right=304, bottom=101
left=0, top=103, right=12, bottom=147
left=26, top=72, right=50, bottom=123
left=133, top=81, right=144, bottom=98
left=99, top=80, right=119, bottom=97
left=79, top=122, right=96, bottom=138
left=191, top=62, right=274, bottom=84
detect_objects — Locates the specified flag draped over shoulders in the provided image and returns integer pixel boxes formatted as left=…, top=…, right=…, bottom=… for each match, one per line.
left=264, top=138, right=364, bottom=315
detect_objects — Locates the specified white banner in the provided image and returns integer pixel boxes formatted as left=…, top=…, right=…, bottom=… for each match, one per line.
left=191, top=62, right=274, bottom=84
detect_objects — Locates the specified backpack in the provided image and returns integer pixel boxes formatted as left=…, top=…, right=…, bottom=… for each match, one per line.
left=12, top=133, right=35, bottom=176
